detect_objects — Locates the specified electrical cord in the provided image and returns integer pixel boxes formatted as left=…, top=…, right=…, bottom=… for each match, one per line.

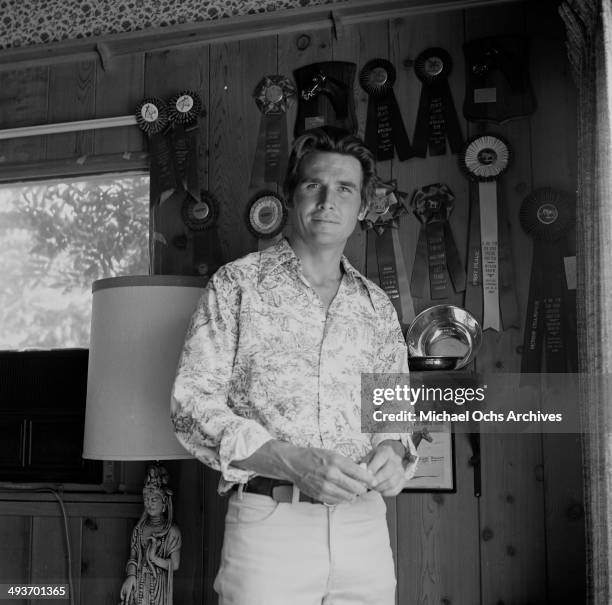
left=0, top=486, right=75, bottom=605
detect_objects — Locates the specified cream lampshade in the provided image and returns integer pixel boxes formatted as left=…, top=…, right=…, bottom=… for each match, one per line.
left=83, top=275, right=205, bottom=461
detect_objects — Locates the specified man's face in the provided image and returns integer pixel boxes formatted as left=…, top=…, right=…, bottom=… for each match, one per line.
left=290, top=151, right=364, bottom=247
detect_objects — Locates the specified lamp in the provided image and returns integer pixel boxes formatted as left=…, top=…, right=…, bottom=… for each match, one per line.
left=83, top=275, right=205, bottom=605
left=83, top=275, right=204, bottom=462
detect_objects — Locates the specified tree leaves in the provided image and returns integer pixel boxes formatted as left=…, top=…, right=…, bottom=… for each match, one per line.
left=0, top=175, right=150, bottom=348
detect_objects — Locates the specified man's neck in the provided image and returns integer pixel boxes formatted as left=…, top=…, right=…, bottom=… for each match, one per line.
left=287, top=235, right=344, bottom=285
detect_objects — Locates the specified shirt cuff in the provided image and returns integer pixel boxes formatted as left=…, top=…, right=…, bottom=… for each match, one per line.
left=371, top=432, right=419, bottom=483
left=218, top=421, right=275, bottom=485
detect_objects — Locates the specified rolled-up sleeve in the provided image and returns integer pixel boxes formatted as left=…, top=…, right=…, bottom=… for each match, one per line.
left=171, top=267, right=273, bottom=484
left=369, top=301, right=419, bottom=482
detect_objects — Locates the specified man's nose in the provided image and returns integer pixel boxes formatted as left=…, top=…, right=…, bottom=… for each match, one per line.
left=317, top=186, right=335, bottom=208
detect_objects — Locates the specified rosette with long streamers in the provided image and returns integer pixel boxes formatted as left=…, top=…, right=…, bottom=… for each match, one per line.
left=142, top=91, right=222, bottom=277
left=180, top=190, right=223, bottom=278
left=359, top=59, right=412, bottom=161
left=167, top=90, right=203, bottom=205
left=410, top=183, right=466, bottom=300
left=135, top=97, right=175, bottom=204
left=519, top=188, right=577, bottom=374
left=460, top=134, right=518, bottom=331
left=250, top=75, right=295, bottom=188
left=412, top=48, right=463, bottom=157
left=246, top=190, right=288, bottom=250
left=294, top=62, right=357, bottom=136
left=361, top=181, right=414, bottom=324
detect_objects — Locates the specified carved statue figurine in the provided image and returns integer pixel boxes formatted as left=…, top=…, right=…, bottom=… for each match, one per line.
left=120, top=465, right=182, bottom=605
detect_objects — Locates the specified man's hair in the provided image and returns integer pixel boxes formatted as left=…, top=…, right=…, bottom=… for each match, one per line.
left=283, top=126, right=377, bottom=211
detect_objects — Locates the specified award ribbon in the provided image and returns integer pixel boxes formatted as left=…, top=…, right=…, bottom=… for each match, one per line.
left=145, top=90, right=222, bottom=277
left=519, top=188, right=576, bottom=373
left=135, top=97, right=175, bottom=204
left=167, top=90, right=203, bottom=205
left=412, top=48, right=464, bottom=157
left=464, top=181, right=482, bottom=320
left=246, top=191, right=288, bottom=250
left=359, top=59, right=412, bottom=162
left=361, top=181, right=413, bottom=324
left=182, top=190, right=221, bottom=277
left=460, top=135, right=512, bottom=331
left=410, top=183, right=466, bottom=300
left=250, top=75, right=296, bottom=188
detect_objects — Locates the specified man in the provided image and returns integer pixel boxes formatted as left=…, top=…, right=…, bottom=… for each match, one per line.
left=171, top=127, right=418, bottom=605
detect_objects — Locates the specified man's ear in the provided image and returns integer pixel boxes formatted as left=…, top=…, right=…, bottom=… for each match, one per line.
left=357, top=203, right=369, bottom=221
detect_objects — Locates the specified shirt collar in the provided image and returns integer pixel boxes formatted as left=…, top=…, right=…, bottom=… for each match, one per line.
left=258, top=237, right=383, bottom=311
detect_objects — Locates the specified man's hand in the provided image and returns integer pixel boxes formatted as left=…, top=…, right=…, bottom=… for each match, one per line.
left=287, top=447, right=377, bottom=505
left=233, top=440, right=376, bottom=505
left=363, top=441, right=407, bottom=497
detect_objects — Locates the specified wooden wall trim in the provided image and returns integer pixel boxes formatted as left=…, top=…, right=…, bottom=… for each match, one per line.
left=0, top=0, right=522, bottom=72
left=0, top=501, right=142, bottom=517
left=0, top=492, right=142, bottom=517
left=0, top=152, right=148, bottom=183
left=0, top=492, right=141, bottom=503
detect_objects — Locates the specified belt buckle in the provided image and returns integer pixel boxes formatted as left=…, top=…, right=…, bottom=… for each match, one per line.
left=271, top=484, right=293, bottom=503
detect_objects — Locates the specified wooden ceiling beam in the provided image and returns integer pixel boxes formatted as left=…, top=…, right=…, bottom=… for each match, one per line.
left=0, top=0, right=522, bottom=72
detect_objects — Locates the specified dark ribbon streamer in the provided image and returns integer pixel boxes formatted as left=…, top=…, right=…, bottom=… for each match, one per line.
left=135, top=98, right=177, bottom=203
left=360, top=59, right=412, bottom=161
left=250, top=76, right=295, bottom=188
left=410, top=183, right=466, bottom=301
left=519, top=189, right=576, bottom=374
left=464, top=184, right=483, bottom=323
left=412, top=48, right=463, bottom=157
left=168, top=91, right=203, bottom=204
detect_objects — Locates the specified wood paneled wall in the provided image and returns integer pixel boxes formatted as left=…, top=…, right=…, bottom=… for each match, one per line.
left=0, top=1, right=584, bottom=603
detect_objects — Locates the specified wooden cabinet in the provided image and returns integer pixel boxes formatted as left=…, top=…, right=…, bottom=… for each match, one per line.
left=0, top=492, right=142, bottom=605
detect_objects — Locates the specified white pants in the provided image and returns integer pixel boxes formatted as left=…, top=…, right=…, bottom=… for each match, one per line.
left=214, top=490, right=396, bottom=605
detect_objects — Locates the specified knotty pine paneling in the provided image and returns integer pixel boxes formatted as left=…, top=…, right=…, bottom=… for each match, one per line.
left=80, top=517, right=134, bottom=605
left=0, top=67, right=48, bottom=163
left=390, top=10, right=480, bottom=605
left=209, top=37, right=277, bottom=262
left=466, top=4, right=548, bottom=605
left=527, top=1, right=585, bottom=602
left=0, top=516, right=30, bottom=584
left=45, top=61, right=96, bottom=159
left=165, top=459, right=205, bottom=605
left=94, top=54, right=145, bottom=155
left=30, top=516, right=83, bottom=602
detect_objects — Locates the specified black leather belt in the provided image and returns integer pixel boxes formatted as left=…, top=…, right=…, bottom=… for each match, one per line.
left=236, top=476, right=326, bottom=505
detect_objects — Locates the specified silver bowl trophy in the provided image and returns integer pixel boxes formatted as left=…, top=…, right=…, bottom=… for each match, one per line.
left=406, top=304, right=482, bottom=371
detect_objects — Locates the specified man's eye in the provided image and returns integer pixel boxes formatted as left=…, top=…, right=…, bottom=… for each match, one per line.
left=305, top=183, right=319, bottom=190
left=339, top=186, right=352, bottom=193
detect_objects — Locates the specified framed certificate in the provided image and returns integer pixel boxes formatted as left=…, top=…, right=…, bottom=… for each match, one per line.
left=403, top=422, right=455, bottom=492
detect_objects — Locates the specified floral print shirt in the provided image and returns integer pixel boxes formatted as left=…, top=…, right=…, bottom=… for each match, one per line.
left=171, top=238, right=417, bottom=492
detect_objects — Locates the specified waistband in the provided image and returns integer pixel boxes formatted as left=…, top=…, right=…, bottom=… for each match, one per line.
left=235, top=476, right=326, bottom=505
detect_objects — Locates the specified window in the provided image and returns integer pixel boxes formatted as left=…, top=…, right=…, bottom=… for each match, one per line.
left=0, top=173, right=150, bottom=350
left=0, top=172, right=149, bottom=484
